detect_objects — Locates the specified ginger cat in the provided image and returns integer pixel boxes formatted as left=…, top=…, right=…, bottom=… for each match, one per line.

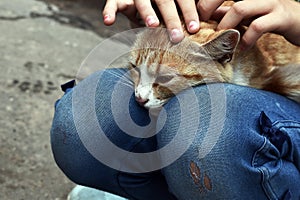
left=129, top=20, right=300, bottom=109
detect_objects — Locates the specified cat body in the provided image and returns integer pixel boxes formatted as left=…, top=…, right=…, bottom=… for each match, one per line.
left=129, top=20, right=300, bottom=109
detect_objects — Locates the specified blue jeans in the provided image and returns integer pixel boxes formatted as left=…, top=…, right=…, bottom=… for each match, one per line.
left=51, top=68, right=300, bottom=200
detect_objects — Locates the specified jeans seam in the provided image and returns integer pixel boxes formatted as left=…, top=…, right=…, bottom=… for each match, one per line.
left=252, top=137, right=268, bottom=167
left=253, top=137, right=283, bottom=200
left=259, top=166, right=279, bottom=200
left=116, top=137, right=151, bottom=200
left=116, top=172, right=138, bottom=200
left=272, top=120, right=300, bottom=129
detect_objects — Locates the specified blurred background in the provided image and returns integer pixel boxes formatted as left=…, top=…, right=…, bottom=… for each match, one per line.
left=0, top=0, right=131, bottom=199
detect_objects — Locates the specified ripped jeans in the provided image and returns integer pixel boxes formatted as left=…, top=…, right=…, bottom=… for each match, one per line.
left=51, top=69, right=300, bottom=200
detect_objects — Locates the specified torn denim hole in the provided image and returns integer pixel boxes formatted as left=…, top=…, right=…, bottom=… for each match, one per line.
left=189, top=161, right=212, bottom=193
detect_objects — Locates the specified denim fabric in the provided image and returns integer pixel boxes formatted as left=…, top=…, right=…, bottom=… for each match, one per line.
left=51, top=69, right=176, bottom=200
left=51, top=68, right=300, bottom=200
left=159, top=83, right=300, bottom=200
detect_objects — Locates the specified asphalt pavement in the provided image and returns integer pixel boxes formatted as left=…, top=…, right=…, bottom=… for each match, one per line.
left=0, top=0, right=130, bottom=199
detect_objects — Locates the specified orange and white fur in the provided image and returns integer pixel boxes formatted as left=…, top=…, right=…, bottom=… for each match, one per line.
left=129, top=21, right=300, bottom=109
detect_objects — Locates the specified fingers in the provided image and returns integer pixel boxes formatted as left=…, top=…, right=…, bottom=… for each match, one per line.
left=134, top=0, right=160, bottom=28
left=216, top=0, right=275, bottom=50
left=139, top=0, right=185, bottom=43
left=135, top=0, right=187, bottom=43
left=103, top=0, right=118, bottom=25
left=155, top=0, right=199, bottom=42
left=197, top=0, right=225, bottom=21
left=210, top=6, right=230, bottom=21
left=103, top=0, right=198, bottom=43
left=241, top=14, right=277, bottom=49
left=155, top=0, right=184, bottom=42
left=121, top=3, right=138, bottom=24
left=103, top=0, right=137, bottom=26
left=177, top=0, right=200, bottom=33
left=217, top=1, right=272, bottom=30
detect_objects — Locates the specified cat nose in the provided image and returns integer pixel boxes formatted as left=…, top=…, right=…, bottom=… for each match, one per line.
left=135, top=96, right=149, bottom=106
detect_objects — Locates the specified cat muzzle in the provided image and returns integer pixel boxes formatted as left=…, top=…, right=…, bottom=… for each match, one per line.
left=135, top=96, right=149, bottom=107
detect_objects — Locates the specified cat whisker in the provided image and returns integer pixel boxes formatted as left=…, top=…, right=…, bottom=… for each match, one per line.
left=116, top=78, right=134, bottom=87
left=107, top=68, right=133, bottom=82
left=106, top=70, right=134, bottom=88
left=116, top=81, right=134, bottom=88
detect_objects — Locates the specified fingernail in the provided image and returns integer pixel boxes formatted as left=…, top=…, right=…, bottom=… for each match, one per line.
left=103, top=14, right=110, bottom=22
left=146, top=16, right=157, bottom=27
left=188, top=21, right=199, bottom=32
left=169, top=29, right=184, bottom=43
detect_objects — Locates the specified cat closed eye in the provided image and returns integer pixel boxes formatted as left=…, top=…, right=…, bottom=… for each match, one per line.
left=155, top=75, right=174, bottom=83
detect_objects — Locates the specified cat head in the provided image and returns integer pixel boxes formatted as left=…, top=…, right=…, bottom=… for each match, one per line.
left=130, top=23, right=240, bottom=109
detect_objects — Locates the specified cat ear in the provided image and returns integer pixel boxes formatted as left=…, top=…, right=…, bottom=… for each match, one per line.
left=203, top=30, right=240, bottom=64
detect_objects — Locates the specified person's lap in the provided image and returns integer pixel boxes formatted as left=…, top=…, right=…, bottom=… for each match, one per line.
left=160, top=80, right=300, bottom=200
left=51, top=68, right=300, bottom=200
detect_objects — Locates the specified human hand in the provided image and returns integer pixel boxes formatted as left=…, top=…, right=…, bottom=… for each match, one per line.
left=103, top=0, right=200, bottom=43
left=133, top=0, right=200, bottom=43
left=198, top=0, right=300, bottom=49
left=103, top=0, right=300, bottom=47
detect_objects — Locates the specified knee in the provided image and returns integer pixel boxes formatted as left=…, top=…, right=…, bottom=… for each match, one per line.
left=50, top=90, right=82, bottom=182
left=50, top=88, right=119, bottom=189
